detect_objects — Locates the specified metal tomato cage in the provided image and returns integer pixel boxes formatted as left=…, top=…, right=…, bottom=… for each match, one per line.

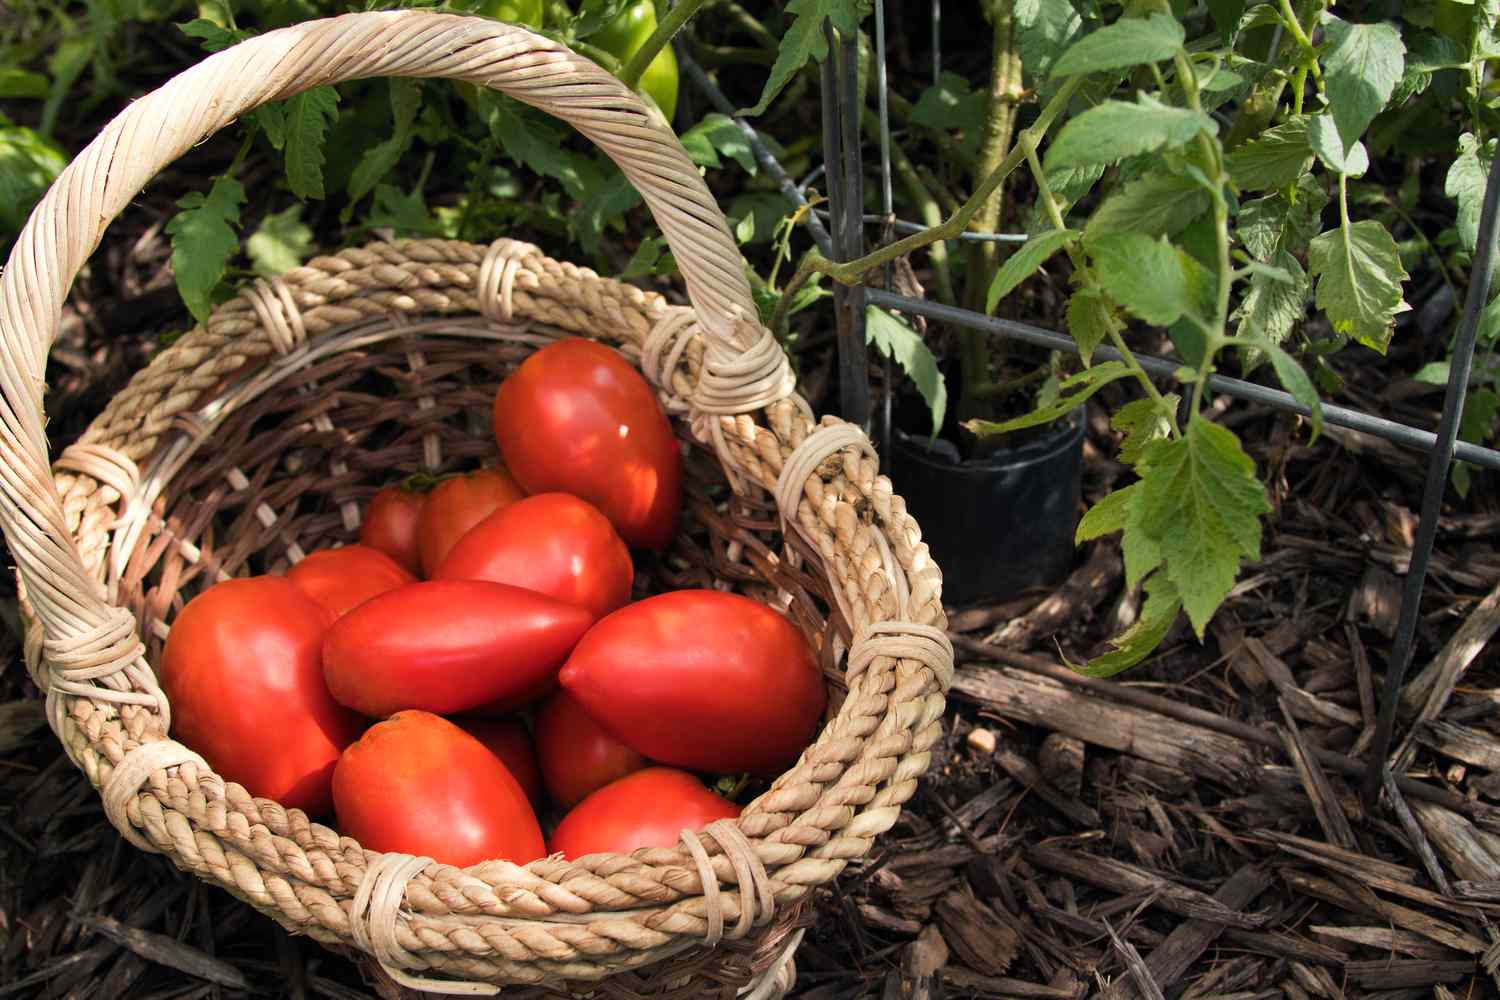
left=674, top=3, right=1500, bottom=805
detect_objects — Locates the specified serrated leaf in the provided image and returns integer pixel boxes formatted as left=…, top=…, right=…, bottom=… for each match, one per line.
left=866, top=306, right=947, bottom=436
left=740, top=0, right=864, bottom=117
left=1307, top=114, right=1369, bottom=176
left=1113, top=394, right=1177, bottom=467
left=1074, top=572, right=1181, bottom=677
left=1234, top=249, right=1308, bottom=360
left=253, top=102, right=286, bottom=150
left=1206, top=0, right=1246, bottom=41
left=178, top=17, right=248, bottom=52
left=283, top=86, right=340, bottom=200
left=1238, top=174, right=1328, bottom=260
left=1308, top=220, right=1409, bottom=353
left=1047, top=95, right=1215, bottom=170
left=911, top=72, right=987, bottom=156
left=1225, top=116, right=1313, bottom=190
left=1085, top=171, right=1209, bottom=241
left=574, top=171, right=643, bottom=255
left=1122, top=477, right=1164, bottom=589
left=1322, top=16, right=1406, bottom=154
left=1016, top=0, right=1084, bottom=86
left=986, top=229, right=1080, bottom=313
left=246, top=204, right=313, bottom=277
left=1076, top=482, right=1136, bottom=543
left=482, top=94, right=604, bottom=200
left=167, top=176, right=245, bottom=323
left=347, top=80, right=423, bottom=208
left=1462, top=386, right=1500, bottom=445
left=369, top=184, right=433, bottom=236
left=1446, top=132, right=1495, bottom=256
left=1066, top=287, right=1112, bottom=364
left=1088, top=232, right=1210, bottom=327
left=1264, top=339, right=1324, bottom=441
left=1138, top=418, right=1269, bottom=637
left=621, top=234, right=675, bottom=279
left=1045, top=160, right=1107, bottom=206
left=1395, top=32, right=1465, bottom=104
left=1050, top=13, right=1185, bottom=79
left=965, top=362, right=1134, bottom=436
left=0, top=125, right=68, bottom=235
left=679, top=113, right=758, bottom=173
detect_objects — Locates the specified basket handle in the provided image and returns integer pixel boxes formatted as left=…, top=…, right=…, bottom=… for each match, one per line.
left=0, top=11, right=761, bottom=648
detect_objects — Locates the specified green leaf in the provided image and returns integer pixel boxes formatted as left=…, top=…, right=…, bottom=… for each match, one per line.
left=167, top=175, right=246, bottom=323
left=253, top=102, right=286, bottom=150
left=1414, top=361, right=1450, bottom=385
left=368, top=184, right=433, bottom=236
left=0, top=125, right=68, bottom=235
left=679, top=113, right=759, bottom=173
left=965, top=362, right=1134, bottom=436
left=1047, top=95, right=1216, bottom=170
left=1084, top=171, right=1209, bottom=241
left=1074, top=572, right=1181, bottom=677
left=1112, top=395, right=1177, bottom=467
left=1446, top=132, right=1495, bottom=256
left=1088, top=232, right=1210, bottom=327
left=246, top=204, right=313, bottom=277
left=1234, top=249, right=1309, bottom=358
left=1322, top=16, right=1406, bottom=154
left=481, top=94, right=605, bottom=200
left=621, top=234, right=676, bottom=279
left=1206, top=0, right=1247, bottom=41
left=1263, top=338, right=1324, bottom=441
left=1050, top=13, right=1185, bottom=78
left=575, top=171, right=643, bottom=254
left=1307, top=114, right=1369, bottom=177
left=866, top=306, right=947, bottom=437
left=1076, top=482, right=1135, bottom=543
left=1016, top=0, right=1084, bottom=86
left=0, top=69, right=49, bottom=99
left=1237, top=174, right=1329, bottom=260
left=1461, top=386, right=1500, bottom=447
left=1138, top=418, right=1269, bottom=637
left=1044, top=160, right=1108, bottom=206
left=282, top=86, right=340, bottom=200
left=1066, top=287, right=1112, bottom=364
left=740, top=0, right=864, bottom=117
left=178, top=17, right=248, bottom=52
left=986, top=229, right=1080, bottom=313
left=346, top=80, right=423, bottom=209
left=1122, top=478, right=1163, bottom=590
left=1307, top=220, right=1410, bottom=353
left=570, top=0, right=634, bottom=37
left=1395, top=32, right=1464, bottom=103
left=1225, top=116, right=1313, bottom=190
left=911, top=72, right=987, bottom=156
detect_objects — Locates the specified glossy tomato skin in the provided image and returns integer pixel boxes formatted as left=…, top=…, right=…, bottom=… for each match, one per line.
left=334, top=710, right=545, bottom=867
left=417, top=469, right=526, bottom=576
left=560, top=590, right=825, bottom=774
left=323, top=580, right=593, bottom=718
left=493, top=339, right=681, bottom=550
left=549, top=768, right=739, bottom=859
left=453, top=717, right=544, bottom=808
left=285, top=545, right=417, bottom=621
left=534, top=690, right=647, bottom=809
left=435, top=493, right=632, bottom=621
left=360, top=486, right=426, bottom=577
left=161, top=577, right=363, bottom=815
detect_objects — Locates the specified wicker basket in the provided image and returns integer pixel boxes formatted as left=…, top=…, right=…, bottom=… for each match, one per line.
left=1, top=11, right=953, bottom=996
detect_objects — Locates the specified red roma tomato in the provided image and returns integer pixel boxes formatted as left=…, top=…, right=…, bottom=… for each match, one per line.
left=285, top=544, right=416, bottom=621
left=560, top=590, right=825, bottom=774
left=453, top=717, right=544, bottom=808
left=417, top=468, right=526, bottom=576
left=493, top=338, right=681, bottom=550
left=435, top=493, right=633, bottom=621
left=323, top=580, right=593, bottom=718
left=160, top=577, right=363, bottom=814
left=334, top=710, right=545, bottom=867
left=360, top=485, right=427, bottom=577
left=549, top=768, right=739, bottom=859
left=534, top=690, right=647, bottom=809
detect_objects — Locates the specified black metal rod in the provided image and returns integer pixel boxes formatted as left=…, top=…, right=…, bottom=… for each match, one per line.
left=866, top=289, right=1500, bottom=472
left=1360, top=152, right=1500, bottom=805
left=825, top=25, right=871, bottom=429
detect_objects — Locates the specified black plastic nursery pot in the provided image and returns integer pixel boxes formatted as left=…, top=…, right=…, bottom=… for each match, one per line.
left=890, top=411, right=1086, bottom=606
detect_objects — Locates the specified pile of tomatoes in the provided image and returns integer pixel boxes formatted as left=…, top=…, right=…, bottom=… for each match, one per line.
left=159, top=338, right=827, bottom=868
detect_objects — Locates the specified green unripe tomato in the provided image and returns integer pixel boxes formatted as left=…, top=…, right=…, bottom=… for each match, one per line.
left=474, top=0, right=544, bottom=27
left=593, top=1, right=680, bottom=122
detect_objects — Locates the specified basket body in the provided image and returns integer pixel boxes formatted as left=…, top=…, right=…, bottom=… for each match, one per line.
left=1, top=12, right=952, bottom=996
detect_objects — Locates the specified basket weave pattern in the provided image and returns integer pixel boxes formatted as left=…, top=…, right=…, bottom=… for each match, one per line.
left=1, top=13, right=952, bottom=995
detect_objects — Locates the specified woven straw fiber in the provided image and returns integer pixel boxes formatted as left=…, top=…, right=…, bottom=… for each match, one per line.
left=0, top=11, right=952, bottom=996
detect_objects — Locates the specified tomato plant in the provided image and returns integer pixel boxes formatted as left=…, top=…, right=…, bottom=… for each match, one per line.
left=333, top=710, right=545, bottom=867
left=416, top=468, right=526, bottom=576
left=493, top=338, right=681, bottom=551
left=593, top=1, right=679, bottom=121
left=160, top=577, right=364, bottom=815
left=453, top=717, right=544, bottom=808
left=534, top=689, right=647, bottom=809
left=548, top=768, right=738, bottom=859
left=359, top=485, right=427, bottom=578
left=435, top=493, right=632, bottom=621
left=284, top=544, right=416, bottom=621
left=559, top=590, right=825, bottom=774
left=323, top=579, right=593, bottom=718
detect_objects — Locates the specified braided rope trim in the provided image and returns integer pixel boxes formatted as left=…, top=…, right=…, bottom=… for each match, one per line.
left=29, top=238, right=951, bottom=988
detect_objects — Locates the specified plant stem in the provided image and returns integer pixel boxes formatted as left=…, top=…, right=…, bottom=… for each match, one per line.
left=864, top=109, right=957, bottom=305
left=710, top=0, right=779, bottom=54
left=964, top=0, right=1023, bottom=314
left=622, top=0, right=709, bottom=90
